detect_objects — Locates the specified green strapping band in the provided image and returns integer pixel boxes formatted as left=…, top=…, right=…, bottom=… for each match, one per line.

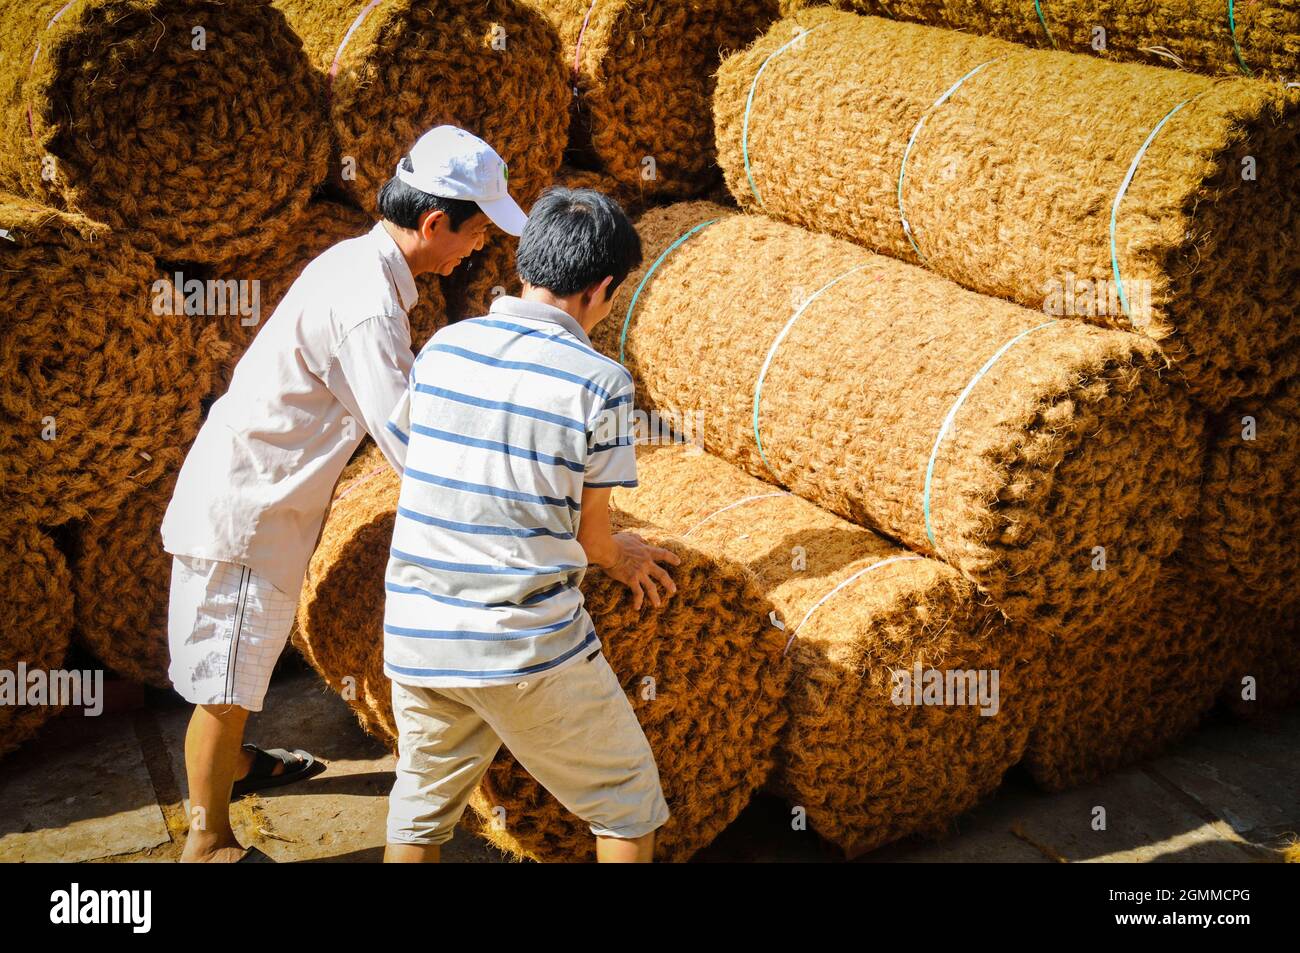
left=1228, top=0, right=1253, bottom=75
left=897, top=58, right=999, bottom=262
left=742, top=22, right=829, bottom=207
left=752, top=264, right=869, bottom=472
left=618, top=219, right=717, bottom=364
left=923, top=320, right=1059, bottom=553
left=1110, top=97, right=1198, bottom=325
left=1034, top=0, right=1058, bottom=49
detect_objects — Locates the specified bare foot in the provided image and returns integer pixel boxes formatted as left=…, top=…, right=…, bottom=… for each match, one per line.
left=180, top=838, right=248, bottom=863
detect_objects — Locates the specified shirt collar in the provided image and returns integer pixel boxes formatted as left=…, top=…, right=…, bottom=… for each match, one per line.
left=488, top=295, right=594, bottom=349
left=369, top=222, right=419, bottom=313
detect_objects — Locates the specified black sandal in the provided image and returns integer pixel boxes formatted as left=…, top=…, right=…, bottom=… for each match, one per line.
left=237, top=845, right=275, bottom=863
left=230, top=745, right=325, bottom=799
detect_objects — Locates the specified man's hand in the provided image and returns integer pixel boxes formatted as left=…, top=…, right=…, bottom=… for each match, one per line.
left=599, top=532, right=681, bottom=611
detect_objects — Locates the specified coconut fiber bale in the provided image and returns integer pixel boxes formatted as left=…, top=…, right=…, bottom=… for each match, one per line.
left=294, top=457, right=789, bottom=862
left=715, top=9, right=1300, bottom=410
left=0, top=524, right=75, bottom=760
left=595, top=202, right=1204, bottom=642
left=203, top=200, right=447, bottom=392
left=610, top=443, right=1050, bottom=857
left=0, top=0, right=329, bottom=263
left=68, top=470, right=179, bottom=689
left=1219, top=608, right=1300, bottom=716
left=276, top=0, right=569, bottom=212
left=1181, top=374, right=1300, bottom=608
left=0, top=196, right=228, bottom=527
left=525, top=0, right=780, bottom=199
left=1024, top=560, right=1251, bottom=790
left=440, top=165, right=649, bottom=322
left=778, top=1, right=1300, bottom=77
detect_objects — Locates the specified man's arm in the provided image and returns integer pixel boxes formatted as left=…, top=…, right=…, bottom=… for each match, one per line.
left=576, top=485, right=680, bottom=611
left=324, top=315, right=413, bottom=475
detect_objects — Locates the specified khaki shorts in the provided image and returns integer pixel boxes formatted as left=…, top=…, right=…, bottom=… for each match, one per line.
left=387, top=651, right=670, bottom=846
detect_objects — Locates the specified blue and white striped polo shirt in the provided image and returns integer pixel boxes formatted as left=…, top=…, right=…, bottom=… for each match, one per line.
left=380, top=294, right=638, bottom=687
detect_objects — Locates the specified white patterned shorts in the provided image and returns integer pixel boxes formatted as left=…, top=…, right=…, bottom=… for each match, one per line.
left=167, top=555, right=299, bottom=712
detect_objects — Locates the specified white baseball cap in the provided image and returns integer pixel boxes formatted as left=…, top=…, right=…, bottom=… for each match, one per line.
left=395, top=125, right=527, bottom=236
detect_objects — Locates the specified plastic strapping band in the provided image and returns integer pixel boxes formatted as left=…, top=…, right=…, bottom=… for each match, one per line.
left=742, top=22, right=829, bottom=207
left=1110, top=95, right=1201, bottom=324
left=923, top=320, right=1059, bottom=553
left=1033, top=0, right=1058, bottom=49
left=753, top=264, right=869, bottom=473
left=329, top=0, right=384, bottom=90
left=897, top=58, right=998, bottom=262
left=26, top=0, right=79, bottom=140
left=573, top=0, right=599, bottom=94
left=1228, top=0, right=1252, bottom=76
left=619, top=219, right=717, bottom=363
left=681, top=491, right=790, bottom=538
left=332, top=464, right=387, bottom=507
left=783, top=555, right=926, bottom=655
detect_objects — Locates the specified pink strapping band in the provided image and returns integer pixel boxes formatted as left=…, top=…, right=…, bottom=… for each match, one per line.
left=572, top=0, right=599, bottom=93
left=26, top=0, right=79, bottom=140
left=331, top=464, right=388, bottom=508
left=328, top=0, right=384, bottom=91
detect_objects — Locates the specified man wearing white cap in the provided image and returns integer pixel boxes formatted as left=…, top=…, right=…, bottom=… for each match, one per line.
left=160, top=125, right=528, bottom=863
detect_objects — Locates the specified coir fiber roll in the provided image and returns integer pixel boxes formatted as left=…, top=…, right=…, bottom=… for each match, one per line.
left=69, top=471, right=179, bottom=689
left=0, top=525, right=74, bottom=759
left=715, top=9, right=1300, bottom=409
left=778, top=1, right=1300, bottom=77
left=0, top=197, right=227, bottom=527
left=294, top=452, right=789, bottom=862
left=1024, top=561, right=1245, bottom=790
left=441, top=165, right=648, bottom=322
left=1219, top=608, right=1300, bottom=716
left=204, top=201, right=447, bottom=392
left=611, top=443, right=1049, bottom=857
left=276, top=0, right=569, bottom=212
left=524, top=0, right=779, bottom=199
left=0, top=0, right=330, bottom=263
left=594, top=202, right=1203, bottom=642
left=1182, top=374, right=1300, bottom=608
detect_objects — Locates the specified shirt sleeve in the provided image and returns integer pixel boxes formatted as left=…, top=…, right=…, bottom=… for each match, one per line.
left=324, top=315, right=413, bottom=476
left=585, top=380, right=638, bottom=488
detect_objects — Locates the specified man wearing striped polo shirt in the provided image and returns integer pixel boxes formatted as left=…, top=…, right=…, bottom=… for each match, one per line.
left=381, top=187, right=679, bottom=863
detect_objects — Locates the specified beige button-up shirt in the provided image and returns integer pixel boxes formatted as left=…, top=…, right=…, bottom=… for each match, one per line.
left=161, top=223, right=418, bottom=596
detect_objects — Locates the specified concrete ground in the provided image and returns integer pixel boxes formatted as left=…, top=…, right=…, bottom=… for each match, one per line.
left=1, top=668, right=1296, bottom=863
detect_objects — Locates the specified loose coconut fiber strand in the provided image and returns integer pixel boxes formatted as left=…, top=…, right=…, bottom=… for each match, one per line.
left=614, top=443, right=1051, bottom=857
left=275, top=0, right=570, bottom=213
left=294, top=448, right=789, bottom=862
left=779, top=0, right=1300, bottom=77
left=715, top=9, right=1300, bottom=410
left=593, top=202, right=1204, bottom=643
left=0, top=196, right=228, bottom=528
left=524, top=0, right=780, bottom=199
left=0, top=0, right=330, bottom=263
left=0, top=525, right=75, bottom=759
left=204, top=200, right=447, bottom=393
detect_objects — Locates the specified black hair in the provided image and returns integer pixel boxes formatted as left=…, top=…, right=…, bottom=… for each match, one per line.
left=515, top=187, right=642, bottom=299
left=376, top=156, right=481, bottom=231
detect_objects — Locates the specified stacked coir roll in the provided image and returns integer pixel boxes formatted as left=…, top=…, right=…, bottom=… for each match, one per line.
left=777, top=0, right=1300, bottom=76
left=525, top=0, right=781, bottom=200
left=593, top=202, right=1205, bottom=645
left=0, top=0, right=330, bottom=262
left=294, top=447, right=789, bottom=862
left=275, top=0, right=569, bottom=210
left=0, top=526, right=75, bottom=758
left=715, top=9, right=1300, bottom=410
left=0, top=197, right=227, bottom=529
left=612, top=444, right=1051, bottom=857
